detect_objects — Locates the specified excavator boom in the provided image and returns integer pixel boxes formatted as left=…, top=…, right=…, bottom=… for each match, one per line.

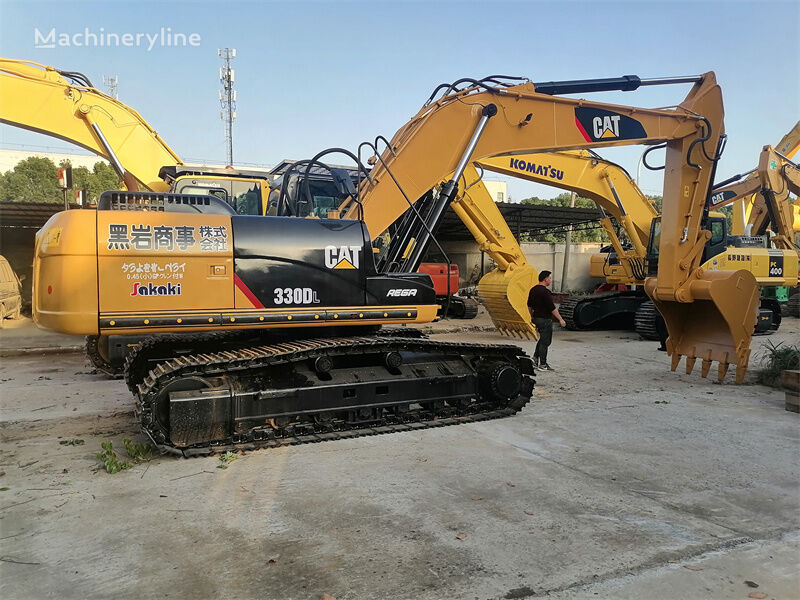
left=0, top=57, right=180, bottom=190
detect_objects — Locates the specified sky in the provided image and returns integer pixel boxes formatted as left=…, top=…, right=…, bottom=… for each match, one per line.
left=1, top=0, right=797, bottom=201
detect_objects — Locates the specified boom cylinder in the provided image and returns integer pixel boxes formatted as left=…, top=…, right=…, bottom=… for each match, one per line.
left=532, top=74, right=703, bottom=96
left=403, top=104, right=497, bottom=271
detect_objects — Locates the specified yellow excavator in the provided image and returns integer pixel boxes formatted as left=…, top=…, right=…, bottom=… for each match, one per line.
left=474, top=137, right=799, bottom=335
left=0, top=58, right=273, bottom=211
left=711, top=122, right=800, bottom=239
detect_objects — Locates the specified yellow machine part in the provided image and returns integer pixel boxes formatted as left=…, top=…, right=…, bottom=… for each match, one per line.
left=645, top=269, right=759, bottom=384
left=33, top=211, right=99, bottom=335
left=451, top=166, right=539, bottom=338
left=34, top=210, right=439, bottom=337
left=703, top=248, right=799, bottom=286
left=477, top=265, right=539, bottom=338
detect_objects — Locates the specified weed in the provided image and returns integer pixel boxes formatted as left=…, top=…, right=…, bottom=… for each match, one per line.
left=123, top=437, right=153, bottom=462
left=96, top=441, right=132, bottom=474
left=217, top=451, right=239, bottom=469
left=59, top=439, right=84, bottom=446
left=756, top=340, right=800, bottom=388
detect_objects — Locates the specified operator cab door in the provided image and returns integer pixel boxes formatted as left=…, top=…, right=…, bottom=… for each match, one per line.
left=700, top=216, right=728, bottom=263
left=646, top=215, right=729, bottom=276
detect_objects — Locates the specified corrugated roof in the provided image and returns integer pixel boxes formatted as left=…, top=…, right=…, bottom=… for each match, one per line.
left=437, top=202, right=603, bottom=240
left=0, top=202, right=82, bottom=229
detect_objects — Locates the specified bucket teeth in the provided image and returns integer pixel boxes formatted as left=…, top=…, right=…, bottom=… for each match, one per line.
left=717, top=362, right=729, bottom=381
left=700, top=359, right=712, bottom=379
left=685, top=356, right=697, bottom=375
left=645, top=269, right=759, bottom=385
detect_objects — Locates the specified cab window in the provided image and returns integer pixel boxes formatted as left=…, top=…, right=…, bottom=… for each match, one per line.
left=709, top=220, right=725, bottom=245
left=178, top=185, right=228, bottom=202
left=229, top=181, right=262, bottom=215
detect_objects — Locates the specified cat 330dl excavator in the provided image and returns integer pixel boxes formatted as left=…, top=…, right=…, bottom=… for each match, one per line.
left=31, top=70, right=756, bottom=455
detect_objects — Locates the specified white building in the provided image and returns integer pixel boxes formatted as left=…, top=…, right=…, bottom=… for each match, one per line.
left=483, top=180, right=508, bottom=203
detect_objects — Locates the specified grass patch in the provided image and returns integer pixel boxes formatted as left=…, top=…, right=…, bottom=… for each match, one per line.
left=123, top=437, right=153, bottom=462
left=756, top=340, right=800, bottom=388
left=96, top=441, right=132, bottom=474
left=217, top=451, right=239, bottom=469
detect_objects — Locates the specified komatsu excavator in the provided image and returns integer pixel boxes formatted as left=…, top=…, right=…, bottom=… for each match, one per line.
left=474, top=140, right=799, bottom=335
left=30, top=71, right=758, bottom=454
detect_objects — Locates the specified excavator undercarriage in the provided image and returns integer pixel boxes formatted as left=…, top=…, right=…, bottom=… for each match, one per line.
left=129, top=330, right=534, bottom=455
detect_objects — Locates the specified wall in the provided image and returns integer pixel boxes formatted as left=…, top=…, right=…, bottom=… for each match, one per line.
left=433, top=240, right=604, bottom=292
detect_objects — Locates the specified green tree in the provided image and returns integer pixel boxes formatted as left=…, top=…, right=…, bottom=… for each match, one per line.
left=88, top=162, right=122, bottom=200
left=0, top=156, right=61, bottom=202
left=0, top=157, right=121, bottom=203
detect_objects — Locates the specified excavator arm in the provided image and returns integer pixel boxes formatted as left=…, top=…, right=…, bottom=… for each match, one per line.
left=449, top=165, right=539, bottom=336
left=0, top=57, right=180, bottom=191
left=754, top=147, right=800, bottom=249
left=476, top=150, right=657, bottom=250
left=476, top=150, right=658, bottom=285
left=710, top=122, right=800, bottom=235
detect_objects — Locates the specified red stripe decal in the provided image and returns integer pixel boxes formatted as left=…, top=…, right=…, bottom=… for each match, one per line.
left=575, top=116, right=593, bottom=143
left=234, top=274, right=264, bottom=308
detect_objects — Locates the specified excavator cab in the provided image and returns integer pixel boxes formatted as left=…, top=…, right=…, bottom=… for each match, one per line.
left=646, top=213, right=731, bottom=276
left=266, top=163, right=360, bottom=218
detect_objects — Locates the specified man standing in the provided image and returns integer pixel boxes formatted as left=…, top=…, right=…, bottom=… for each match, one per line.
left=527, top=270, right=566, bottom=370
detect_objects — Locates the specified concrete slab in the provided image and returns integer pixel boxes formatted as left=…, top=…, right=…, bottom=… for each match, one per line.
left=0, top=319, right=797, bottom=599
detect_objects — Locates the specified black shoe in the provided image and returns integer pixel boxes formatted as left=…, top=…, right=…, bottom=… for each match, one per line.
left=538, top=363, right=554, bottom=371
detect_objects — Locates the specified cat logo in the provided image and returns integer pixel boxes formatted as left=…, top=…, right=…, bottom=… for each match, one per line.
left=574, top=107, right=647, bottom=143
left=325, top=245, right=361, bottom=269
left=710, top=190, right=736, bottom=207
left=593, top=115, right=621, bottom=139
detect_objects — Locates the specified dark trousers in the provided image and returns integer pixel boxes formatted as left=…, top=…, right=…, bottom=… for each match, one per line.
left=533, top=317, right=553, bottom=364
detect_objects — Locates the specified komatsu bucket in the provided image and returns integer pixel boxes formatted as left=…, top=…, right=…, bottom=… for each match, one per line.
left=478, top=264, right=539, bottom=339
left=645, top=269, right=760, bottom=384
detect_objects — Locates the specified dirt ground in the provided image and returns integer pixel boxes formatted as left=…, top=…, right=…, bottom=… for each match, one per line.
left=0, top=313, right=798, bottom=600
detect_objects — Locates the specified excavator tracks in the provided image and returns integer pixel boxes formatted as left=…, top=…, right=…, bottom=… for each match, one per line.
left=133, top=334, right=535, bottom=456
left=633, top=300, right=663, bottom=341
left=560, top=290, right=646, bottom=331
left=85, top=335, right=123, bottom=378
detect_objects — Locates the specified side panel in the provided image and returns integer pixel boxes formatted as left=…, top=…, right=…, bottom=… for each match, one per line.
left=702, top=249, right=799, bottom=286
left=97, top=212, right=234, bottom=312
left=34, top=211, right=99, bottom=335
left=232, top=216, right=369, bottom=309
